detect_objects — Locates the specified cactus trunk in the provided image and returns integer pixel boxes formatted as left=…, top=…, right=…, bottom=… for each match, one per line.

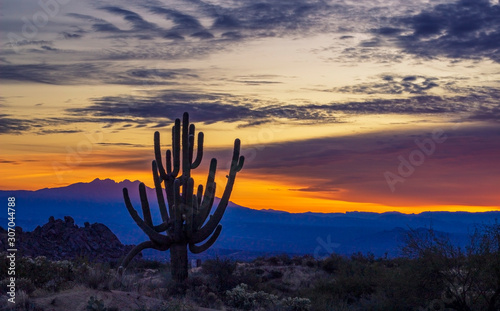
left=170, top=242, right=188, bottom=282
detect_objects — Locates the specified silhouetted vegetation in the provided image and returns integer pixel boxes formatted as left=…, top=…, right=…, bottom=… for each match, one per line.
left=120, top=112, right=244, bottom=282
left=1, top=223, right=498, bottom=310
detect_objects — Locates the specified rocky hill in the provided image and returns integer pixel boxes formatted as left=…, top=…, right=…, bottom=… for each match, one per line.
left=0, top=216, right=135, bottom=261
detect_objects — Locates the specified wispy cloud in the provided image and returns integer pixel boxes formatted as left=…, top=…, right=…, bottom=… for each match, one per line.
left=64, top=87, right=500, bottom=128
left=327, top=74, right=439, bottom=95
left=241, top=125, right=500, bottom=207
left=2, top=83, right=498, bottom=135
left=0, top=115, right=31, bottom=134
left=374, top=0, right=500, bottom=62
left=0, top=63, right=198, bottom=85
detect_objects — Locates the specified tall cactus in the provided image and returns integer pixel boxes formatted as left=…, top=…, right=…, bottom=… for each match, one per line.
left=119, top=112, right=244, bottom=282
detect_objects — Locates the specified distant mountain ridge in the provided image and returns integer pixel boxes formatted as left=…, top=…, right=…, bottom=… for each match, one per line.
left=1, top=178, right=498, bottom=260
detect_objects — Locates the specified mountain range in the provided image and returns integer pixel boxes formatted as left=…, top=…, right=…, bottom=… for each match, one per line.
left=1, top=178, right=498, bottom=260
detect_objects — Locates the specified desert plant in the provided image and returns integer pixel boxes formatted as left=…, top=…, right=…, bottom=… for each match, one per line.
left=202, top=256, right=238, bottom=292
left=86, top=296, right=107, bottom=311
left=81, top=265, right=112, bottom=290
left=226, top=283, right=311, bottom=311
left=119, top=112, right=244, bottom=282
left=403, top=223, right=500, bottom=311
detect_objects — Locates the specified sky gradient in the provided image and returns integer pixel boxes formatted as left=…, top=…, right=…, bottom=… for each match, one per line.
left=1, top=0, right=499, bottom=213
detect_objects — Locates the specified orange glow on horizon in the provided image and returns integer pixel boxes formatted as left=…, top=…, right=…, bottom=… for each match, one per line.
left=1, top=149, right=498, bottom=215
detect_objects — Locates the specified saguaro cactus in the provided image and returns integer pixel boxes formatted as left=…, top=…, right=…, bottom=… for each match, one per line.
left=119, top=112, right=244, bottom=282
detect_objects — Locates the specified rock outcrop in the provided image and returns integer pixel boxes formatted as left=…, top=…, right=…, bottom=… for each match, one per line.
left=0, top=216, right=136, bottom=261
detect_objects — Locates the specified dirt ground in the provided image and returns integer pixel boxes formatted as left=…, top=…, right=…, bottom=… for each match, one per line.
left=6, top=286, right=218, bottom=311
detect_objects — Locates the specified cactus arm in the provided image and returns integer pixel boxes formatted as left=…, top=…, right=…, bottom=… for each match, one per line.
left=192, top=185, right=203, bottom=230
left=153, top=220, right=171, bottom=232
left=120, top=240, right=171, bottom=269
left=195, top=181, right=216, bottom=230
left=182, top=112, right=190, bottom=177
left=188, top=124, right=195, bottom=164
left=186, top=195, right=197, bottom=239
left=194, top=158, right=217, bottom=229
left=189, top=225, right=222, bottom=254
left=192, top=139, right=243, bottom=243
left=166, top=150, right=172, bottom=174
left=165, top=178, right=175, bottom=218
left=120, top=241, right=152, bottom=269
left=196, top=185, right=203, bottom=207
left=139, top=183, right=153, bottom=227
left=123, top=188, right=172, bottom=245
left=191, top=132, right=204, bottom=169
left=154, top=131, right=168, bottom=180
left=171, top=119, right=181, bottom=177
left=199, top=158, right=217, bottom=210
left=152, top=161, right=169, bottom=222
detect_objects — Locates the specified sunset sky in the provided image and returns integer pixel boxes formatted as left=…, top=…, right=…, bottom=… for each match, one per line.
left=1, top=0, right=499, bottom=213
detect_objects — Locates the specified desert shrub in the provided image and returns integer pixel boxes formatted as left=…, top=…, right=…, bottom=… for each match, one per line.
left=128, top=259, right=168, bottom=271
left=0, top=277, right=36, bottom=296
left=77, top=263, right=113, bottom=290
left=201, top=256, right=237, bottom=292
left=302, top=256, right=317, bottom=268
left=14, top=290, right=29, bottom=310
left=286, top=255, right=317, bottom=268
left=226, top=283, right=311, bottom=311
left=133, top=299, right=196, bottom=311
left=115, top=272, right=142, bottom=292
left=321, top=254, right=347, bottom=274
left=291, top=256, right=304, bottom=266
left=86, top=296, right=107, bottom=311
left=225, top=283, right=278, bottom=310
left=16, top=278, right=36, bottom=295
left=266, top=254, right=293, bottom=266
left=350, top=252, right=375, bottom=264
left=270, top=269, right=284, bottom=279
left=252, top=256, right=267, bottom=267
left=280, top=296, right=312, bottom=311
left=8, top=256, right=76, bottom=292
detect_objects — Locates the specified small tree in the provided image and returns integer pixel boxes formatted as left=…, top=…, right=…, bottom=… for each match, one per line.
left=403, top=223, right=500, bottom=311
left=119, top=112, right=244, bottom=282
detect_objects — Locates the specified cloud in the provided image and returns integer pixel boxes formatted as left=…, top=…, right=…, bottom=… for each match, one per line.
left=0, top=114, right=82, bottom=135
left=97, top=142, right=148, bottom=148
left=67, top=8, right=160, bottom=40
left=2, top=83, right=498, bottom=135
left=0, top=63, right=198, bottom=85
left=36, top=129, right=81, bottom=135
left=0, top=159, right=21, bottom=165
left=66, top=92, right=272, bottom=126
left=190, top=31, right=214, bottom=39
left=62, top=85, right=500, bottom=130
left=329, top=74, right=439, bottom=95
left=3, top=40, right=53, bottom=47
left=1, top=0, right=405, bottom=65
left=241, top=125, right=500, bottom=207
left=0, top=115, right=31, bottom=134
left=65, top=91, right=347, bottom=128
left=100, top=6, right=159, bottom=32
left=59, top=32, right=84, bottom=39
left=147, top=6, right=204, bottom=33
left=0, top=63, right=104, bottom=85
left=289, top=186, right=339, bottom=192
left=0, top=112, right=145, bottom=135
left=375, top=0, right=500, bottom=62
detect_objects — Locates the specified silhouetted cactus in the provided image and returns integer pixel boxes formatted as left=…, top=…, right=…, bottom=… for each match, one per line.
left=119, top=112, right=244, bottom=282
